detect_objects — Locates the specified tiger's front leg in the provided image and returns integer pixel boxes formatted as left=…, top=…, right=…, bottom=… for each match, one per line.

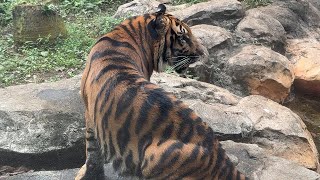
left=75, top=125, right=105, bottom=180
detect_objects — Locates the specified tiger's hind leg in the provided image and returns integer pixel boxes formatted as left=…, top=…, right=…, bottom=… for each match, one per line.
left=141, top=140, right=247, bottom=180
left=75, top=121, right=105, bottom=180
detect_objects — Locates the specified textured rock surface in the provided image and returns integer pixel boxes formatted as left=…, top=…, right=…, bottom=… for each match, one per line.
left=189, top=24, right=233, bottom=83
left=286, top=38, right=320, bottom=96
left=222, top=141, right=320, bottom=180
left=227, top=45, right=294, bottom=103
left=191, top=24, right=232, bottom=54
left=113, top=0, right=187, bottom=18
left=171, top=0, right=244, bottom=29
left=3, top=163, right=138, bottom=180
left=0, top=76, right=85, bottom=170
left=13, top=4, right=67, bottom=44
left=236, top=95, right=319, bottom=170
left=1, top=73, right=319, bottom=179
left=4, top=142, right=319, bottom=180
left=235, top=8, right=286, bottom=53
left=258, top=5, right=305, bottom=38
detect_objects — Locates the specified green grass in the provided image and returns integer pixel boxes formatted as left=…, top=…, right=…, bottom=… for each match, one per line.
left=0, top=0, right=127, bottom=87
left=0, top=0, right=209, bottom=87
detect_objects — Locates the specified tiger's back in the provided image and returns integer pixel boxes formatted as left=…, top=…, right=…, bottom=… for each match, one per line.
left=76, top=4, right=249, bottom=180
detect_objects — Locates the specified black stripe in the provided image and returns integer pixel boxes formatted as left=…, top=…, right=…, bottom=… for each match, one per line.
left=138, top=21, right=149, bottom=69
left=95, top=36, right=133, bottom=50
left=177, top=108, right=194, bottom=143
left=119, top=24, right=139, bottom=46
left=91, top=49, right=127, bottom=62
left=138, top=132, right=153, bottom=161
left=151, top=94, right=172, bottom=131
left=101, top=97, right=115, bottom=132
left=178, top=166, right=199, bottom=179
left=109, top=131, right=116, bottom=158
left=86, top=136, right=95, bottom=141
left=151, top=142, right=184, bottom=177
left=202, top=128, right=215, bottom=151
left=99, top=72, right=141, bottom=113
left=135, top=88, right=171, bottom=135
left=211, top=146, right=225, bottom=177
left=147, top=19, right=158, bottom=39
left=159, top=142, right=184, bottom=165
left=116, top=109, right=133, bottom=155
left=162, top=32, right=168, bottom=64
left=196, top=124, right=206, bottom=136
left=167, top=153, right=180, bottom=167
left=125, top=150, right=136, bottom=175
left=94, top=64, right=135, bottom=82
left=225, top=159, right=234, bottom=180
left=218, top=159, right=229, bottom=179
left=113, top=158, right=123, bottom=171
left=128, top=19, right=138, bottom=35
left=157, top=123, right=174, bottom=146
left=181, top=145, right=200, bottom=167
left=237, top=171, right=241, bottom=180
left=87, top=147, right=98, bottom=152
left=115, top=86, right=138, bottom=117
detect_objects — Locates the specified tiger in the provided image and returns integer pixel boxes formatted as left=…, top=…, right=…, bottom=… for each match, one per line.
left=76, top=4, right=249, bottom=180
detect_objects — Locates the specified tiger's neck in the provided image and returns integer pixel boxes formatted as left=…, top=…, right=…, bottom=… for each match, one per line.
left=107, top=16, right=162, bottom=80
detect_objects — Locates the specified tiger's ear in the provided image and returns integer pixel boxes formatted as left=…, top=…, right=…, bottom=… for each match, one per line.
left=156, top=4, right=166, bottom=15
left=148, top=4, right=167, bottom=39
left=154, top=4, right=167, bottom=30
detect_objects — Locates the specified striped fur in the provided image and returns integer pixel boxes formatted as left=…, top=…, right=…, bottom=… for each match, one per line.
left=75, top=4, right=248, bottom=180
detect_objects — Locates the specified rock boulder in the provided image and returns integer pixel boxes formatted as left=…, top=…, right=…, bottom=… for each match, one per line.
left=286, top=38, right=320, bottom=96
left=227, top=45, right=294, bottom=103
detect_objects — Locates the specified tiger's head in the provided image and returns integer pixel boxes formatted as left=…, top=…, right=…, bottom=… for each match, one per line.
left=150, top=4, right=208, bottom=73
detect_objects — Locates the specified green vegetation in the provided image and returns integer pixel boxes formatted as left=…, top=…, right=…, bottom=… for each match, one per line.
left=242, top=0, right=272, bottom=8
left=0, top=0, right=208, bottom=87
left=0, top=0, right=127, bottom=87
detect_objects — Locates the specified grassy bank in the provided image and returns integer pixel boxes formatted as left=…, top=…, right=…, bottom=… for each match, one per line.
left=0, top=0, right=128, bottom=87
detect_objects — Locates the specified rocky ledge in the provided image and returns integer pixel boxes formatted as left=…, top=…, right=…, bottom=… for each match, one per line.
left=0, top=74, right=319, bottom=179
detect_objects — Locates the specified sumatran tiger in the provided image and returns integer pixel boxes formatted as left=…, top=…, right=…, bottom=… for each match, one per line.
left=76, top=4, right=248, bottom=180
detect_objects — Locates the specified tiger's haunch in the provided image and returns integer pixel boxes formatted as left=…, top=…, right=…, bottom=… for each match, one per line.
left=76, top=4, right=249, bottom=180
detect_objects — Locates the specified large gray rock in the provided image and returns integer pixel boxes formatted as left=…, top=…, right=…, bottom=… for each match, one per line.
left=235, top=8, right=286, bottom=53
left=273, top=0, right=320, bottom=27
left=189, top=24, right=233, bottom=84
left=227, top=45, right=294, bottom=103
left=152, top=73, right=318, bottom=170
left=1, top=73, right=319, bottom=178
left=171, top=0, right=244, bottom=29
left=113, top=0, right=188, bottom=18
left=3, top=163, right=137, bottom=180
left=0, top=76, right=85, bottom=170
left=222, top=141, right=320, bottom=180
left=4, top=141, right=319, bottom=180
left=286, top=38, right=320, bottom=96
left=257, top=5, right=305, bottom=38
